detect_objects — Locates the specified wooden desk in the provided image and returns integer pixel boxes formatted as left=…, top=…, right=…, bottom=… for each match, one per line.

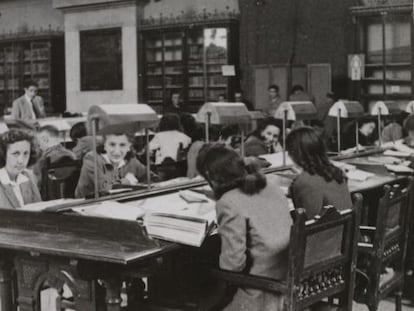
left=0, top=209, right=176, bottom=311
left=0, top=150, right=408, bottom=310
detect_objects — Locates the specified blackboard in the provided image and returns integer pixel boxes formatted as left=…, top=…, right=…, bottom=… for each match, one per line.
left=80, top=28, right=123, bottom=91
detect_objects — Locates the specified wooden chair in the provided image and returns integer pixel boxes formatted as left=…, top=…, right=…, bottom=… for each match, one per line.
left=40, top=157, right=81, bottom=201
left=355, top=179, right=413, bottom=311
left=208, top=193, right=362, bottom=311
left=154, top=143, right=189, bottom=181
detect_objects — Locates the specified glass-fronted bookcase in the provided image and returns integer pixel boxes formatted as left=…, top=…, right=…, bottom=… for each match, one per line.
left=351, top=4, right=413, bottom=110
left=140, top=20, right=239, bottom=113
left=0, top=35, right=65, bottom=116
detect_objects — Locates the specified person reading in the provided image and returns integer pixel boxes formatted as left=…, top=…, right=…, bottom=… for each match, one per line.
left=286, top=127, right=352, bottom=218
left=196, top=144, right=292, bottom=310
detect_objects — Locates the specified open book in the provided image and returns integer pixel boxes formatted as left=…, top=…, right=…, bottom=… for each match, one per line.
left=140, top=191, right=216, bottom=247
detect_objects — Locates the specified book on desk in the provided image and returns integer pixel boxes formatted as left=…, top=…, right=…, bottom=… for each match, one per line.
left=140, top=191, right=216, bottom=247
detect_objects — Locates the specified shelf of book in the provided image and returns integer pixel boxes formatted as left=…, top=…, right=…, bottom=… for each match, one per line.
left=142, top=22, right=238, bottom=109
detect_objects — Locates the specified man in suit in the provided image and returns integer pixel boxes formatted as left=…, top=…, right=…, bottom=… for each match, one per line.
left=11, top=80, right=46, bottom=121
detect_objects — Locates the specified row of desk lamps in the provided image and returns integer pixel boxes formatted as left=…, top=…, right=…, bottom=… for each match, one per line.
left=2, top=99, right=411, bottom=199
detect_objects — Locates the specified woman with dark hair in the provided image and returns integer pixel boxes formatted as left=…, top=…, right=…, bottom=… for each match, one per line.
left=149, top=113, right=191, bottom=164
left=244, top=117, right=283, bottom=156
left=286, top=127, right=352, bottom=218
left=75, top=133, right=150, bottom=198
left=196, top=144, right=292, bottom=311
left=342, top=118, right=377, bottom=150
left=0, top=129, right=41, bottom=208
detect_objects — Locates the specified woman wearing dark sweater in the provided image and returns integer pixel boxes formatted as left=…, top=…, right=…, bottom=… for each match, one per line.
left=287, top=127, right=352, bottom=218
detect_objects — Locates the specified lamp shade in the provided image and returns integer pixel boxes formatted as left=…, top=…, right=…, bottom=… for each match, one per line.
left=0, top=122, right=8, bottom=134
left=37, top=119, right=71, bottom=132
left=404, top=100, right=414, bottom=114
left=369, top=100, right=401, bottom=116
left=328, top=100, right=364, bottom=118
left=88, top=104, right=159, bottom=135
left=196, top=102, right=251, bottom=125
left=274, top=101, right=317, bottom=121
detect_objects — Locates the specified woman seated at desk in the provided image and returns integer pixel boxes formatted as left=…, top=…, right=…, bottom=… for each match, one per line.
left=0, top=129, right=41, bottom=208
left=244, top=117, right=283, bottom=157
left=287, top=127, right=352, bottom=218
left=75, top=133, right=151, bottom=198
left=148, top=113, right=191, bottom=165
left=197, top=144, right=292, bottom=310
left=403, top=114, right=414, bottom=147
left=342, top=118, right=377, bottom=150
left=389, top=114, right=414, bottom=155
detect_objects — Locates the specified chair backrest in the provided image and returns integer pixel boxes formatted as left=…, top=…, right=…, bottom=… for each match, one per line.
left=286, top=193, right=362, bottom=311
left=41, top=157, right=81, bottom=200
left=371, top=179, right=412, bottom=276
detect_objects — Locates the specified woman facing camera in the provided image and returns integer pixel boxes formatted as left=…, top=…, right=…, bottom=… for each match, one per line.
left=197, top=144, right=292, bottom=311
left=0, top=129, right=41, bottom=208
left=287, top=127, right=352, bottom=218
left=75, top=133, right=150, bottom=198
left=244, top=117, right=283, bottom=157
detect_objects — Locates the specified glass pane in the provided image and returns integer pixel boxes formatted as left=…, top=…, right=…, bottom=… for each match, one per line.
left=204, top=28, right=228, bottom=101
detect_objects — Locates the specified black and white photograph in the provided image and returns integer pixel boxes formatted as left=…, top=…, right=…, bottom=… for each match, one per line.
left=0, top=0, right=413, bottom=310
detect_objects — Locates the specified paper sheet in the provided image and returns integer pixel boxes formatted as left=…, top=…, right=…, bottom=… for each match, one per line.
left=258, top=152, right=293, bottom=168
left=72, top=201, right=145, bottom=220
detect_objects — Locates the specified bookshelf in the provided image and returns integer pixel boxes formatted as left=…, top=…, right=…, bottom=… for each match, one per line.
left=351, top=5, right=413, bottom=109
left=0, top=36, right=65, bottom=116
left=141, top=21, right=238, bottom=113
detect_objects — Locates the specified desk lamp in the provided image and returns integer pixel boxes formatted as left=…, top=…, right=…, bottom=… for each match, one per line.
left=87, top=104, right=159, bottom=199
left=274, top=101, right=317, bottom=165
left=328, top=100, right=364, bottom=154
left=37, top=119, right=71, bottom=143
left=403, top=100, right=414, bottom=114
left=0, top=122, right=8, bottom=134
left=196, top=102, right=251, bottom=156
left=369, top=101, right=402, bottom=147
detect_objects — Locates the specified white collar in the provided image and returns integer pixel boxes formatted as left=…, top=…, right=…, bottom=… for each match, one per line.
left=102, top=154, right=126, bottom=169
left=0, top=168, right=29, bottom=186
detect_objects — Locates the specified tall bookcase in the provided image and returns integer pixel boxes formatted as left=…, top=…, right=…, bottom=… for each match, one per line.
left=351, top=4, right=413, bottom=109
left=140, top=20, right=239, bottom=113
left=0, top=35, right=65, bottom=116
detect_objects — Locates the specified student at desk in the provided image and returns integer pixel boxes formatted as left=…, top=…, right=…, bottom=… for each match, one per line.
left=148, top=113, right=191, bottom=164
left=287, top=127, right=352, bottom=218
left=197, top=144, right=292, bottom=311
left=342, top=118, right=377, bottom=150
left=0, top=129, right=41, bottom=208
left=75, top=133, right=151, bottom=198
left=33, top=125, right=76, bottom=188
left=244, top=117, right=283, bottom=157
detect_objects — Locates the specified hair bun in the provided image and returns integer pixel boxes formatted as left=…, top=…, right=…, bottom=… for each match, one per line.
left=241, top=172, right=266, bottom=195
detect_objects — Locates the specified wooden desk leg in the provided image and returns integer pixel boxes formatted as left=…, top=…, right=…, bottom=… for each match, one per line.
left=103, top=279, right=122, bottom=311
left=0, top=260, right=13, bottom=311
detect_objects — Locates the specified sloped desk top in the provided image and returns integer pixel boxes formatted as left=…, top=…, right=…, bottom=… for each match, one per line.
left=0, top=209, right=174, bottom=265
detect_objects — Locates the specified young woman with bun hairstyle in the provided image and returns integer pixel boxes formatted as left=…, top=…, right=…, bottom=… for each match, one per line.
left=286, top=126, right=352, bottom=218
left=196, top=144, right=291, bottom=311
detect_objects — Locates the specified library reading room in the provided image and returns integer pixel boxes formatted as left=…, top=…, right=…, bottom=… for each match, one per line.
left=0, top=0, right=414, bottom=310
